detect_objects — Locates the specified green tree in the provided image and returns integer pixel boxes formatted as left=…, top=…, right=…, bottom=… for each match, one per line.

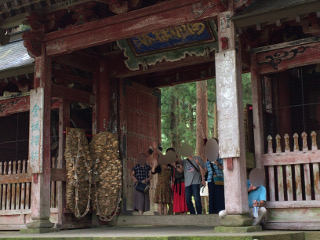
left=160, top=74, right=252, bottom=152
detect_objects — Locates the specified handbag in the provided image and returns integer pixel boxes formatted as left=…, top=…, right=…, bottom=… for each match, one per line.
left=135, top=182, right=150, bottom=193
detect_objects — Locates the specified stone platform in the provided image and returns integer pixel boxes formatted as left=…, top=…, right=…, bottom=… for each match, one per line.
left=0, top=226, right=309, bottom=240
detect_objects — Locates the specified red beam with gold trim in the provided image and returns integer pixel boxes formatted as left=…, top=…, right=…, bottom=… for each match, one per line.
left=45, top=0, right=227, bottom=56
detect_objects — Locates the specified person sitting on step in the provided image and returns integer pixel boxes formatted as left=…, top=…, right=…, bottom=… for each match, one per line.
left=219, top=179, right=267, bottom=226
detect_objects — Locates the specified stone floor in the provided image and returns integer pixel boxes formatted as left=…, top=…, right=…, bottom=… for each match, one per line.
left=0, top=226, right=308, bottom=240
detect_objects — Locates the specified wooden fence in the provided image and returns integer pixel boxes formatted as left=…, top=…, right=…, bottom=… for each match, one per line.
left=263, top=131, right=320, bottom=229
left=0, top=158, right=59, bottom=215
left=0, top=160, right=31, bottom=214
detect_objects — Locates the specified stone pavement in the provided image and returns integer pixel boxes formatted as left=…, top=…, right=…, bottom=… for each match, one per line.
left=0, top=226, right=308, bottom=240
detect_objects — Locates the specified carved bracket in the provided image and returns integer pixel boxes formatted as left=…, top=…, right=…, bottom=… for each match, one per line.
left=22, top=31, right=44, bottom=58
left=258, top=46, right=309, bottom=70
left=100, top=0, right=128, bottom=14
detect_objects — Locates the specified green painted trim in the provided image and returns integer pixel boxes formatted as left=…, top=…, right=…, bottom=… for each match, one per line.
left=117, top=21, right=218, bottom=71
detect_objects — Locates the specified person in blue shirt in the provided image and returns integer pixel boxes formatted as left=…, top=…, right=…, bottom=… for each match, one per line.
left=219, top=179, right=267, bottom=226
left=204, top=156, right=225, bottom=214
left=247, top=179, right=267, bottom=226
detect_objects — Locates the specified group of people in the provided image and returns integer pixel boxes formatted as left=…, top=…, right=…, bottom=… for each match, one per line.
left=131, top=141, right=225, bottom=216
left=131, top=140, right=267, bottom=226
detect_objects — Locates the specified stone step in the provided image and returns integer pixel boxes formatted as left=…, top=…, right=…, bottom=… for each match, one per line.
left=304, top=231, right=320, bottom=240
left=0, top=226, right=306, bottom=240
left=110, top=214, right=221, bottom=227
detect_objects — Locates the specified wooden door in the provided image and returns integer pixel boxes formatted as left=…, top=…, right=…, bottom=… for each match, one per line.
left=119, top=80, right=161, bottom=213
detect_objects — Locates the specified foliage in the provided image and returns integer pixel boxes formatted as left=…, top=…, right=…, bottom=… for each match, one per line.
left=160, top=73, right=252, bottom=151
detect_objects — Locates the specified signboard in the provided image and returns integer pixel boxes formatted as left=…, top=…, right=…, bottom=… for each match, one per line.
left=29, top=88, right=44, bottom=173
left=129, top=22, right=215, bottom=56
left=117, top=21, right=218, bottom=71
left=216, top=50, right=240, bottom=158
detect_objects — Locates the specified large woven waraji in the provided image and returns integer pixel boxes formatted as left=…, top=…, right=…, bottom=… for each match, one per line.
left=65, top=128, right=93, bottom=218
left=90, top=132, right=122, bottom=221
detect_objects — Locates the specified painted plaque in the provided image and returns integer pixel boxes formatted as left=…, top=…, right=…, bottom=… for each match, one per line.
left=29, top=88, right=44, bottom=173
left=129, top=22, right=215, bottom=56
left=215, top=50, right=240, bottom=158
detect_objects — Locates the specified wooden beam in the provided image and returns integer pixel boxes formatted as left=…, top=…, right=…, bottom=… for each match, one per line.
left=263, top=151, right=320, bottom=166
left=53, top=69, right=92, bottom=87
left=0, top=95, right=30, bottom=117
left=111, top=52, right=216, bottom=78
left=145, top=62, right=215, bottom=88
left=256, top=40, right=320, bottom=74
left=50, top=168, right=66, bottom=182
left=233, top=0, right=320, bottom=28
left=53, top=53, right=97, bottom=72
left=253, top=36, right=320, bottom=53
left=51, top=84, right=95, bottom=105
left=45, top=0, right=225, bottom=56
left=0, top=173, right=31, bottom=184
left=0, top=209, right=31, bottom=216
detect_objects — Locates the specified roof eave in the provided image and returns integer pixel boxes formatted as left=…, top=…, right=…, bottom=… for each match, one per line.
left=233, top=1, right=320, bottom=28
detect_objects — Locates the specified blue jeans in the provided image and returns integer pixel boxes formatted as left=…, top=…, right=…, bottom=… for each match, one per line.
left=185, top=184, right=202, bottom=214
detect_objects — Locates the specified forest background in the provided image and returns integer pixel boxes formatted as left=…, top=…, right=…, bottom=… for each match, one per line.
left=160, top=73, right=252, bottom=153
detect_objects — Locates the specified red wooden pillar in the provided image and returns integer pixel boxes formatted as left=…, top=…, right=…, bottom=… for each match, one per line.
left=96, top=61, right=111, bottom=133
left=26, top=43, right=55, bottom=230
left=215, top=8, right=249, bottom=221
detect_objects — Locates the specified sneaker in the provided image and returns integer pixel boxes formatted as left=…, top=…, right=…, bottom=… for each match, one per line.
left=219, top=210, right=227, bottom=219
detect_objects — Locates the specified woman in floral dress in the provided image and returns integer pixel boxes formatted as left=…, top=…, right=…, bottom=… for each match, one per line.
left=152, top=157, right=172, bottom=215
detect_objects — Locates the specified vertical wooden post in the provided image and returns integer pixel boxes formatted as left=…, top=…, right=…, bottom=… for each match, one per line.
left=6, top=161, right=12, bottom=210
left=119, top=78, right=128, bottom=213
left=97, top=61, right=111, bottom=133
left=251, top=52, right=265, bottom=168
left=25, top=160, right=31, bottom=209
left=92, top=67, right=98, bottom=135
left=196, top=80, right=208, bottom=161
left=213, top=102, right=218, bottom=139
left=21, top=160, right=25, bottom=210
left=11, top=160, right=16, bottom=210
left=16, top=160, right=21, bottom=209
left=2, top=162, right=7, bottom=210
left=57, top=100, right=70, bottom=227
left=27, top=43, right=54, bottom=230
left=215, top=9, right=249, bottom=217
left=0, top=162, right=2, bottom=210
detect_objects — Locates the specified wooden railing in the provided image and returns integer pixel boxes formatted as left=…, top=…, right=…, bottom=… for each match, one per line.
left=0, top=160, right=31, bottom=214
left=263, top=131, right=320, bottom=208
left=0, top=157, right=61, bottom=216
left=50, top=157, right=59, bottom=209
